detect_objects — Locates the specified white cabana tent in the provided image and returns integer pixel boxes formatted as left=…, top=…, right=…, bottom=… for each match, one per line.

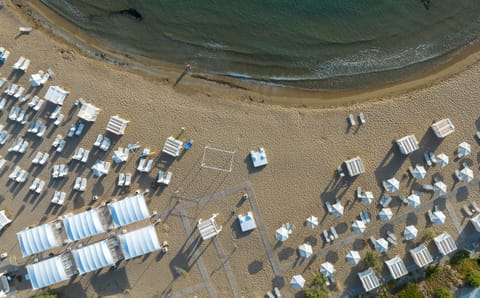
left=434, top=181, right=447, bottom=195
left=458, top=142, right=471, bottom=158
left=106, top=115, right=129, bottom=135
left=0, top=210, right=12, bottom=231
left=412, top=165, right=427, bottom=180
left=346, top=250, right=361, bottom=264
left=385, top=256, right=408, bottom=279
left=320, top=262, right=336, bottom=278
left=119, top=225, right=161, bottom=260
left=410, top=244, right=433, bottom=268
left=383, top=178, right=400, bottom=192
left=457, top=167, right=474, bottom=182
left=436, top=153, right=449, bottom=168
left=250, top=147, right=268, bottom=167
left=197, top=213, right=222, bottom=240
left=108, top=194, right=150, bottom=228
left=432, top=210, right=446, bottom=225
left=112, top=147, right=129, bottom=163
left=17, top=223, right=61, bottom=257
left=77, top=101, right=100, bottom=122
left=44, top=86, right=68, bottom=105
left=91, top=160, right=111, bottom=177
left=404, top=225, right=418, bottom=240
left=72, top=239, right=118, bottom=274
left=431, top=118, right=455, bottom=138
left=407, top=194, right=421, bottom=208
left=298, top=243, right=313, bottom=258
left=162, top=136, right=183, bottom=157
left=305, top=216, right=318, bottom=229
left=290, top=274, right=305, bottom=289
left=332, top=201, right=344, bottom=217
left=344, top=156, right=365, bottom=177
left=470, top=214, right=480, bottom=232
left=275, top=226, right=289, bottom=242
left=379, top=208, right=393, bottom=221
left=62, top=209, right=106, bottom=242
left=237, top=212, right=256, bottom=232
left=434, top=232, right=457, bottom=256
left=361, top=192, right=374, bottom=205
left=26, top=255, right=73, bottom=289
left=358, top=268, right=380, bottom=292
left=375, top=238, right=389, bottom=253
left=396, top=135, right=419, bottom=155
left=352, top=220, right=366, bottom=234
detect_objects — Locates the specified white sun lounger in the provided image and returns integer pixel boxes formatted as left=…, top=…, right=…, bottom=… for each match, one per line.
left=16, top=170, right=28, bottom=183
left=20, top=59, right=30, bottom=72
left=75, top=123, right=85, bottom=136
left=57, top=140, right=66, bottom=153
left=54, top=114, right=64, bottom=126
left=0, top=78, right=6, bottom=88
left=0, top=131, right=9, bottom=145
left=52, top=134, right=62, bottom=148
left=8, top=137, right=23, bottom=152
left=124, top=173, right=132, bottom=187
left=52, top=165, right=60, bottom=178
left=30, top=178, right=40, bottom=191
left=325, top=201, right=333, bottom=213
left=144, top=159, right=153, bottom=172
left=35, top=180, right=45, bottom=194
left=13, top=86, right=25, bottom=99
left=8, top=107, right=20, bottom=121
left=359, top=112, right=366, bottom=124
left=323, top=230, right=331, bottom=243
left=19, top=93, right=30, bottom=103
left=5, top=84, right=17, bottom=96
left=49, top=106, right=61, bottom=119
left=28, top=96, right=39, bottom=108
left=0, top=98, right=6, bottom=111
left=39, top=152, right=49, bottom=165
left=137, top=158, right=146, bottom=172
left=28, top=121, right=40, bottom=134
left=33, top=99, right=44, bottom=112
left=81, top=150, right=89, bottom=163
left=32, top=152, right=42, bottom=164
left=52, top=191, right=66, bottom=205
left=36, top=125, right=46, bottom=138
left=330, top=226, right=339, bottom=239
left=0, top=159, right=6, bottom=169
left=73, top=177, right=81, bottom=190
left=72, top=148, right=84, bottom=161
left=67, top=124, right=76, bottom=137
left=19, top=140, right=28, bottom=154
left=80, top=178, right=87, bottom=191
left=93, top=134, right=103, bottom=147
left=472, top=201, right=480, bottom=213
left=9, top=166, right=20, bottom=180
left=59, top=164, right=68, bottom=177
left=348, top=114, right=356, bottom=126
left=118, top=173, right=125, bottom=186
left=100, top=137, right=111, bottom=151
left=12, top=56, right=25, bottom=70
left=157, top=170, right=173, bottom=185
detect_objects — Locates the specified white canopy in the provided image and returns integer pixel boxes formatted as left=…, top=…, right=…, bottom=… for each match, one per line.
left=106, top=115, right=129, bottom=135
left=298, top=243, right=313, bottom=258
left=290, top=274, right=305, bottom=289
left=346, top=250, right=361, bottom=264
left=275, top=226, right=289, bottom=242
left=26, top=255, right=72, bottom=289
left=119, top=225, right=161, bottom=260
left=344, top=156, right=365, bottom=176
left=332, top=201, right=344, bottom=217
left=436, top=153, right=449, bottom=168
left=385, top=256, right=408, bottom=279
left=458, top=142, right=471, bottom=158
left=383, top=178, right=400, bottom=192
left=108, top=194, right=150, bottom=228
left=62, top=209, right=105, bottom=242
left=162, top=136, right=184, bottom=157
left=404, top=225, right=418, bottom=240
left=396, top=135, right=419, bottom=155
left=77, top=102, right=100, bottom=122
left=375, top=238, right=389, bottom=253
left=379, top=208, right=393, bottom=221
left=358, top=268, right=380, bottom=292
left=457, top=167, right=474, bottom=182
left=407, top=194, right=421, bottom=208
left=432, top=210, right=446, bottom=225
left=44, top=86, right=68, bottom=105
left=434, top=232, right=457, bottom=255
left=72, top=240, right=116, bottom=274
left=434, top=181, right=447, bottom=195
left=305, top=215, right=318, bottom=229
left=431, top=118, right=455, bottom=138
left=410, top=244, right=433, bottom=267
left=320, top=262, right=335, bottom=278
left=412, top=165, right=427, bottom=180
left=0, top=210, right=11, bottom=231
left=237, top=212, right=256, bottom=232
left=361, top=191, right=374, bottom=205
left=17, top=223, right=60, bottom=257
left=352, top=220, right=366, bottom=234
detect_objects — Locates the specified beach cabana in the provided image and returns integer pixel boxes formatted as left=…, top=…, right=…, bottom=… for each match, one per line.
left=91, top=160, right=111, bottom=177
left=412, top=165, right=427, bottom=180
left=332, top=201, right=344, bottom=217
left=17, top=223, right=61, bottom=257
left=290, top=274, right=305, bottom=289
left=382, top=178, right=399, bottom=193
left=431, top=118, right=455, bottom=138
left=358, top=268, right=380, bottom=292
left=119, top=225, right=161, bottom=260
left=410, top=244, right=433, bottom=267
left=458, top=142, right=471, bottom=158
left=434, top=232, right=457, bottom=256
left=72, top=239, right=120, bottom=274
left=298, top=243, right=313, bottom=258
left=436, top=153, right=449, bottom=168
left=320, top=262, right=336, bottom=279
left=197, top=213, right=222, bottom=240
left=275, top=226, right=289, bottom=242
left=0, top=210, right=12, bottom=231
left=250, top=147, right=268, bottom=167
left=470, top=214, right=480, bottom=232
left=433, top=181, right=447, bottom=195
left=106, top=115, right=129, bottom=135
left=375, top=238, right=389, bottom=253
left=77, top=101, right=100, bottom=122
left=305, top=216, right=318, bottom=229
left=432, top=210, right=446, bottom=225
left=108, top=194, right=150, bottom=228
left=385, top=256, right=408, bottom=279
left=162, top=136, right=184, bottom=157
left=361, top=191, right=374, bottom=205
left=62, top=209, right=106, bottom=242
left=396, top=135, right=419, bottom=155
left=352, top=220, right=366, bottom=234
left=44, top=86, right=68, bottom=105
left=346, top=250, right=361, bottom=264
left=26, top=254, right=74, bottom=289
left=112, top=147, right=129, bottom=163
left=237, top=212, right=256, bottom=232
left=407, top=194, right=421, bottom=208
left=379, top=208, right=393, bottom=221
left=344, top=156, right=365, bottom=177
left=404, top=225, right=418, bottom=240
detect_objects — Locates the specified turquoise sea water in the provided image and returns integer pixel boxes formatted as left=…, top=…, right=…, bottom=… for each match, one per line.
left=41, top=0, right=480, bottom=90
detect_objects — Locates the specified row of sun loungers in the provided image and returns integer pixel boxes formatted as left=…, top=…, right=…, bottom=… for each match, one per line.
left=348, top=113, right=366, bottom=126
left=71, top=147, right=90, bottom=163
left=8, top=106, right=29, bottom=124
left=29, top=178, right=45, bottom=194
left=93, top=134, right=111, bottom=151
left=27, top=96, right=44, bottom=112
left=137, top=158, right=153, bottom=173
left=52, top=164, right=68, bottom=179
left=73, top=177, right=87, bottom=192
left=31, top=152, right=49, bottom=166
left=12, top=56, right=30, bottom=72
left=27, top=120, right=47, bottom=138
left=51, top=191, right=66, bottom=205
left=8, top=137, right=28, bottom=154
left=8, top=166, right=27, bottom=183
left=157, top=170, right=172, bottom=185
left=117, top=173, right=132, bottom=187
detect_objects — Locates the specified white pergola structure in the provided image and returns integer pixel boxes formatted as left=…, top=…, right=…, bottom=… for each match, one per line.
left=17, top=222, right=61, bottom=257
left=198, top=213, right=222, bottom=240
left=77, top=101, right=100, bottom=122
left=396, top=135, right=419, bottom=155
left=106, top=115, right=129, bottom=135
left=409, top=244, right=433, bottom=268
left=162, top=136, right=184, bottom=157
left=0, top=210, right=12, bottom=231
left=108, top=194, right=150, bottom=228
left=470, top=214, right=480, bottom=232
left=431, top=118, right=455, bottom=138
left=237, top=212, right=256, bottom=232
left=434, top=232, right=457, bottom=256
left=44, top=86, right=68, bottom=105
left=118, top=225, right=161, bottom=260
left=344, top=156, right=365, bottom=177
left=358, top=268, right=380, bottom=293
left=385, top=256, right=408, bottom=279
left=62, top=209, right=106, bottom=242
left=26, top=254, right=74, bottom=289
left=72, top=239, right=120, bottom=274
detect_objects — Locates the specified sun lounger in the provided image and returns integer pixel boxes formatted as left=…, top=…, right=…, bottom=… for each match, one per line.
left=52, top=191, right=65, bottom=205
left=52, top=165, right=60, bottom=178
left=28, top=96, right=38, bottom=108
left=356, top=187, right=362, bottom=199
left=137, top=158, right=146, bottom=172
left=330, top=226, right=339, bottom=239
left=429, top=152, right=438, bottom=164
left=35, top=180, right=44, bottom=194
left=73, top=177, right=81, bottom=190
left=8, top=107, right=19, bottom=121
left=16, top=170, right=27, bottom=183
left=57, top=140, right=66, bottom=153
left=52, top=134, right=62, bottom=148
left=19, top=140, right=28, bottom=154
left=72, top=148, right=84, bottom=161
left=0, top=131, right=9, bottom=145
left=39, top=153, right=49, bottom=166
left=49, top=106, right=61, bottom=119
left=0, top=159, right=6, bottom=169
left=80, top=178, right=87, bottom=191
left=33, top=98, right=44, bottom=112
left=19, top=93, right=30, bottom=103
left=0, top=78, right=6, bottom=88
left=427, top=210, right=434, bottom=223
left=28, top=121, right=40, bottom=134
left=59, top=164, right=68, bottom=177
left=54, top=114, right=64, bottom=126
left=348, top=114, right=356, bottom=126
left=361, top=210, right=371, bottom=223
left=124, top=173, right=132, bottom=187
left=463, top=205, right=473, bottom=217
left=8, top=137, right=22, bottom=152
left=359, top=112, right=366, bottom=124
left=380, top=195, right=392, bottom=208
left=323, top=230, right=331, bottom=243
left=93, top=134, right=103, bottom=147
left=325, top=201, right=333, bottom=213
left=100, top=137, right=111, bottom=151
left=6, top=84, right=17, bottom=96
left=32, top=152, right=42, bottom=164
left=157, top=170, right=173, bottom=185
left=30, top=178, right=40, bottom=191
left=12, top=57, right=25, bottom=70
left=266, top=291, right=275, bottom=298
left=16, top=110, right=26, bottom=123
left=144, top=159, right=153, bottom=172
left=13, top=86, right=25, bottom=99
left=369, top=236, right=376, bottom=246
left=9, top=166, right=20, bottom=180
left=68, top=124, right=76, bottom=137
left=81, top=150, right=89, bottom=163
left=387, top=231, right=397, bottom=241
left=472, top=201, right=480, bottom=213
left=75, top=123, right=85, bottom=136
left=387, top=236, right=398, bottom=246
left=118, top=173, right=125, bottom=186
left=274, top=287, right=282, bottom=298
left=422, top=184, right=434, bottom=191
left=20, top=59, right=30, bottom=72
left=0, top=98, right=6, bottom=111
left=36, top=125, right=46, bottom=138
left=424, top=153, right=432, bottom=167
left=19, top=27, right=32, bottom=33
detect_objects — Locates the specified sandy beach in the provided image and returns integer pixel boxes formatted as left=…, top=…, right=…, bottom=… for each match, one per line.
left=1, top=1, right=480, bottom=298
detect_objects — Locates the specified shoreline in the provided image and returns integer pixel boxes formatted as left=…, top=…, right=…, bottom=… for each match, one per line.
left=13, top=0, right=480, bottom=108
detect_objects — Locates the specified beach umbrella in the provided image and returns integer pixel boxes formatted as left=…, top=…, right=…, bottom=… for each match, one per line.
left=361, top=191, right=374, bottom=204
left=275, top=227, right=289, bottom=242
left=332, top=201, right=344, bottom=217
left=412, top=165, right=427, bottom=180
left=434, top=181, right=447, bottom=195
left=375, top=238, right=389, bottom=253
left=383, top=178, right=400, bottom=193
left=91, top=160, right=110, bottom=177
left=346, top=250, right=361, bottom=265
left=290, top=275, right=305, bottom=289
left=404, top=225, right=418, bottom=240
left=305, top=216, right=318, bottom=229
left=458, top=142, right=471, bottom=158
left=432, top=211, right=446, bottom=225
left=298, top=243, right=313, bottom=258
left=458, top=167, right=474, bottom=182
left=379, top=208, right=393, bottom=221
left=112, top=148, right=129, bottom=163
left=436, top=153, right=449, bottom=168
left=407, top=193, right=421, bottom=208
left=352, top=220, right=366, bottom=234
left=320, top=262, right=336, bottom=278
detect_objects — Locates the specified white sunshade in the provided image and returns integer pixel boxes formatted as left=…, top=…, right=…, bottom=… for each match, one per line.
left=407, top=194, right=421, bottom=208
left=305, top=215, right=318, bottom=229
left=320, top=262, right=335, bottom=278
left=344, top=156, right=365, bottom=176
left=434, top=232, right=457, bottom=255
left=436, top=153, right=449, bottom=168
left=352, top=220, right=366, bottom=234
left=375, top=238, right=389, bottom=253
left=26, top=255, right=71, bottom=289
left=290, top=274, right=305, bottom=289
left=106, top=115, right=129, bottom=135
left=62, top=209, right=105, bottom=242
left=44, top=86, right=68, bottom=105
left=275, top=227, right=289, bottom=242
left=458, top=142, right=471, bottom=158
left=17, top=223, right=60, bottom=257
left=404, top=225, right=418, bottom=240
left=162, top=136, right=183, bottom=157
left=379, top=208, right=393, bottom=221
left=346, top=250, right=361, bottom=264
left=108, top=194, right=150, bottom=228
left=432, top=210, right=446, bottom=225
left=332, top=201, right=344, bottom=217
left=412, top=165, right=427, bottom=180
left=298, top=243, right=313, bottom=258
left=434, top=181, right=447, bottom=195
left=119, top=225, right=161, bottom=260
left=383, top=178, right=400, bottom=192
left=396, top=135, right=419, bottom=155
left=77, top=102, right=100, bottom=122
left=458, top=167, right=474, bottom=182
left=72, top=240, right=116, bottom=274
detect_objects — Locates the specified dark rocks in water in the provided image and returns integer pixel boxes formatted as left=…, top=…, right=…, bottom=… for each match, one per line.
left=117, top=8, right=142, bottom=20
